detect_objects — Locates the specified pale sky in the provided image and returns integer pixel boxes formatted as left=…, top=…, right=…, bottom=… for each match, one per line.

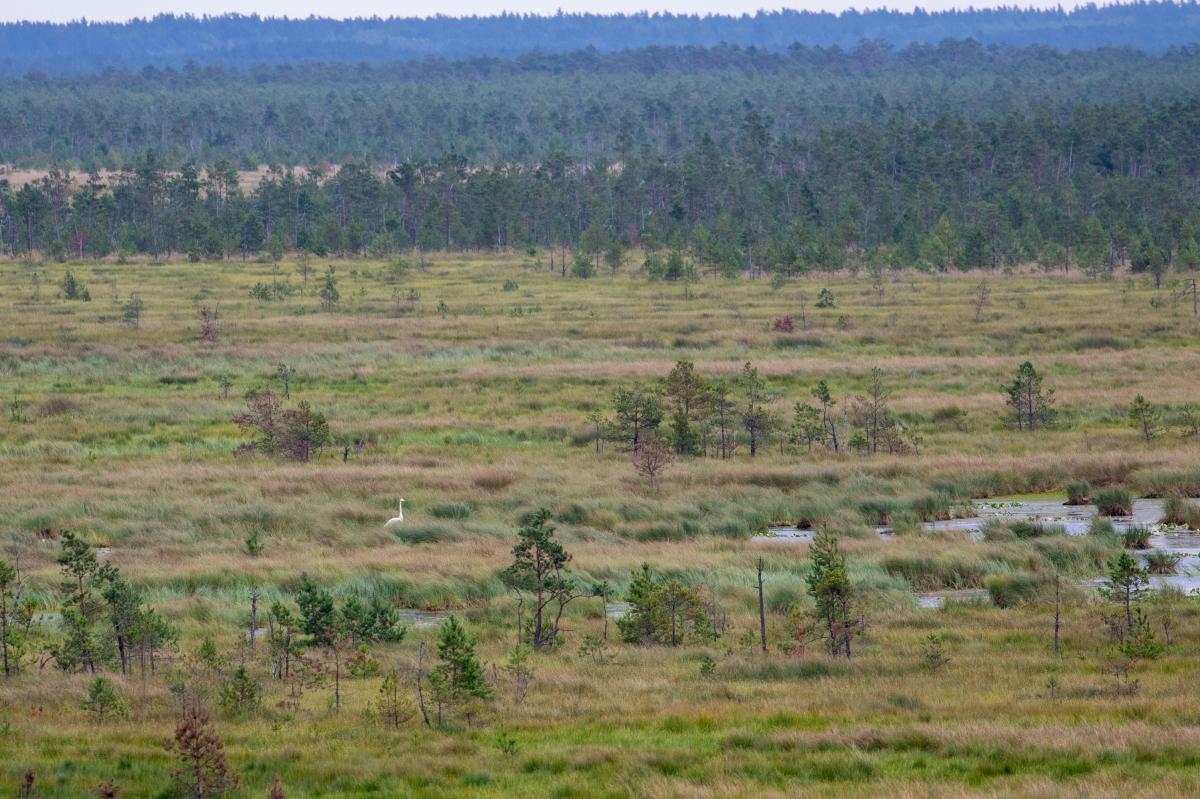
left=3, top=1, right=1102, bottom=24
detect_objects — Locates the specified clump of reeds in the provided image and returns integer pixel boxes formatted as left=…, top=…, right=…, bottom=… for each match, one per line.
left=1064, top=482, right=1091, bottom=506
left=1094, top=487, right=1133, bottom=517
left=1159, top=496, right=1200, bottom=529
left=1120, top=525, right=1152, bottom=549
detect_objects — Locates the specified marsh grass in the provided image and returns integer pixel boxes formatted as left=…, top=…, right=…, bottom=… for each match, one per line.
left=3, top=258, right=1200, bottom=796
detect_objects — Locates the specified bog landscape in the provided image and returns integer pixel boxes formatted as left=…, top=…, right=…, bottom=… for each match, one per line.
left=3, top=5, right=1200, bottom=798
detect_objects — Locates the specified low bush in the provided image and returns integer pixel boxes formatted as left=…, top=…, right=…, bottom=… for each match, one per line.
left=39, top=395, right=81, bottom=417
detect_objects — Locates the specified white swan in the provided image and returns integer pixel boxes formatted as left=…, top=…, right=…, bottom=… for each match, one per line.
left=385, top=498, right=405, bottom=528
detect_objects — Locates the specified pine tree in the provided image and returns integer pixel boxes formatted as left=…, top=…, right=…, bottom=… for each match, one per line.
left=812, top=380, right=840, bottom=451
left=739, top=362, right=773, bottom=457
left=372, top=667, right=415, bottom=728
left=662, top=360, right=707, bottom=455
left=806, top=531, right=856, bottom=658
left=319, top=267, right=340, bottom=311
left=81, top=676, right=127, bottom=719
left=616, top=564, right=715, bottom=646
left=790, top=402, right=824, bottom=451
left=429, top=616, right=492, bottom=724
left=1002, top=362, right=1055, bottom=431
left=611, top=388, right=663, bottom=452
left=1102, top=551, right=1149, bottom=634
left=294, top=573, right=336, bottom=646
left=499, top=508, right=578, bottom=649
left=0, top=559, right=19, bottom=675
left=56, top=532, right=108, bottom=673
left=217, top=666, right=262, bottom=718
left=1129, top=394, right=1161, bottom=442
left=166, top=705, right=239, bottom=799
left=1121, top=607, right=1164, bottom=660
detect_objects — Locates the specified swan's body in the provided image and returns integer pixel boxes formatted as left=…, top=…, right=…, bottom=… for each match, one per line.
left=385, top=498, right=405, bottom=528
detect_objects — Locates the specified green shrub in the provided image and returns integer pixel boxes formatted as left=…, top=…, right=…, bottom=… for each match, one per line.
left=1094, top=487, right=1133, bottom=516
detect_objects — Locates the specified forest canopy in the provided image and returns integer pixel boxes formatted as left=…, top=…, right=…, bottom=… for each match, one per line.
left=5, top=40, right=1200, bottom=167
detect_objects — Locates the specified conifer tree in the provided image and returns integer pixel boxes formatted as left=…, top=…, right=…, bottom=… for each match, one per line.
left=806, top=531, right=856, bottom=658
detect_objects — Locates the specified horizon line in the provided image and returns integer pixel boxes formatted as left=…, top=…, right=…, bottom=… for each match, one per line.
left=0, top=1, right=1165, bottom=27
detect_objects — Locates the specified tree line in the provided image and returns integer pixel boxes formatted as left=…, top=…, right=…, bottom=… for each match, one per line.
left=3, top=99, right=1200, bottom=274
left=6, top=4, right=1200, bottom=76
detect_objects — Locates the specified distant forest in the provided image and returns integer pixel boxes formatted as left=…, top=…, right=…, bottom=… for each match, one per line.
left=4, top=5, right=1200, bottom=271
left=5, top=41, right=1200, bottom=167
left=6, top=3, right=1200, bottom=74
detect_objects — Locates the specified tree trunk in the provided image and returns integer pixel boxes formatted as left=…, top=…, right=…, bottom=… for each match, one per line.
left=756, top=559, right=767, bottom=653
left=1053, top=574, right=1061, bottom=656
